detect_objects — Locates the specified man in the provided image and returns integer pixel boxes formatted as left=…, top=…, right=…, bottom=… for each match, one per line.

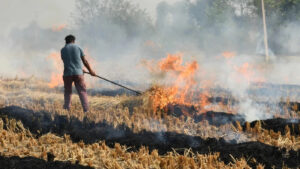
left=61, top=35, right=96, bottom=112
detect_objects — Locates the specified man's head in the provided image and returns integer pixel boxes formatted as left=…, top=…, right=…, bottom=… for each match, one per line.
left=65, top=35, right=76, bottom=44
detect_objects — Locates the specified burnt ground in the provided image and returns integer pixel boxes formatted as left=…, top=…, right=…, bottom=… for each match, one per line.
left=165, top=97, right=300, bottom=125
left=0, top=106, right=299, bottom=168
left=248, top=118, right=300, bottom=136
left=166, top=104, right=245, bottom=126
left=0, top=155, right=93, bottom=169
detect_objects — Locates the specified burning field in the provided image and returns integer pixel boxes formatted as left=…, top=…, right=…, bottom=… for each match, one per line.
left=2, top=1, right=300, bottom=168
left=0, top=52, right=299, bottom=169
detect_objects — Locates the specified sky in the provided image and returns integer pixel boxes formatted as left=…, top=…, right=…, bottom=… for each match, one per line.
left=0, top=0, right=180, bottom=37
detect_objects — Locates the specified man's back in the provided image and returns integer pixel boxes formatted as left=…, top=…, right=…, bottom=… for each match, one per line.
left=61, top=44, right=84, bottom=76
left=61, top=34, right=96, bottom=112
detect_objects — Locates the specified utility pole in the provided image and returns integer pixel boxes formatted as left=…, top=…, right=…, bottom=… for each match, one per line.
left=261, top=0, right=269, bottom=62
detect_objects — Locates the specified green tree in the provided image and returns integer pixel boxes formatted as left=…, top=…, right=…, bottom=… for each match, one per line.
left=252, top=0, right=300, bottom=24
left=250, top=0, right=300, bottom=54
left=188, top=0, right=236, bottom=29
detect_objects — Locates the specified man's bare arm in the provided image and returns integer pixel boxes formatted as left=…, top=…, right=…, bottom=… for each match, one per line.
left=81, top=56, right=96, bottom=76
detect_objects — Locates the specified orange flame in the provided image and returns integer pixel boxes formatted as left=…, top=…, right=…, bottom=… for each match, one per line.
left=148, top=53, right=211, bottom=113
left=47, top=52, right=63, bottom=88
left=222, top=52, right=265, bottom=84
left=222, top=51, right=236, bottom=59
left=52, top=24, right=67, bottom=32
left=146, top=51, right=267, bottom=116
left=234, top=62, right=265, bottom=84
left=48, top=74, right=63, bottom=88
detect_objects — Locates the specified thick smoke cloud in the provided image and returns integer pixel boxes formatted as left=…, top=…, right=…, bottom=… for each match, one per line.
left=4, top=0, right=300, bottom=74
left=2, top=0, right=300, bottom=121
left=1, top=22, right=67, bottom=78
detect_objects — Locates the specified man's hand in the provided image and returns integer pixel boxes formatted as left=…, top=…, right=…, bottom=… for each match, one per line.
left=89, top=70, right=96, bottom=76
left=83, top=69, right=96, bottom=76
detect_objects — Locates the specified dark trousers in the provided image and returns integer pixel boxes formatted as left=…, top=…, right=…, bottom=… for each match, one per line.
left=63, top=75, right=89, bottom=112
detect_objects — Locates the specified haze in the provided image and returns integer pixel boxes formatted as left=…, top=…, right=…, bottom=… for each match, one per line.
left=0, top=0, right=179, bottom=37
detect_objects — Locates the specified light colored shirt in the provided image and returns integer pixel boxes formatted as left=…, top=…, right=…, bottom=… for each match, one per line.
left=61, top=43, right=85, bottom=76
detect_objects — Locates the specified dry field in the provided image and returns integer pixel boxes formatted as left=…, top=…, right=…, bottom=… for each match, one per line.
left=0, top=77, right=299, bottom=168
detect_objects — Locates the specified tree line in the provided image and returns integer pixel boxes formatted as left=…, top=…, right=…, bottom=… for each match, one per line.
left=74, top=0, right=300, bottom=57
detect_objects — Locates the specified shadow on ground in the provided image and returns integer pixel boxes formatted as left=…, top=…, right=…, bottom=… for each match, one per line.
left=0, top=106, right=299, bottom=168
left=166, top=103, right=245, bottom=126
left=0, top=155, right=93, bottom=169
left=248, top=118, right=300, bottom=136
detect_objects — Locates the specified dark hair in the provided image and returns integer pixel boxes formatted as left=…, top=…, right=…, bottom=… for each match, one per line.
left=65, top=35, right=76, bottom=44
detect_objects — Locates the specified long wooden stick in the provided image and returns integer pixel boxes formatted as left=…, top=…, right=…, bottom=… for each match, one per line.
left=261, top=0, right=269, bottom=62
left=84, top=72, right=142, bottom=95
